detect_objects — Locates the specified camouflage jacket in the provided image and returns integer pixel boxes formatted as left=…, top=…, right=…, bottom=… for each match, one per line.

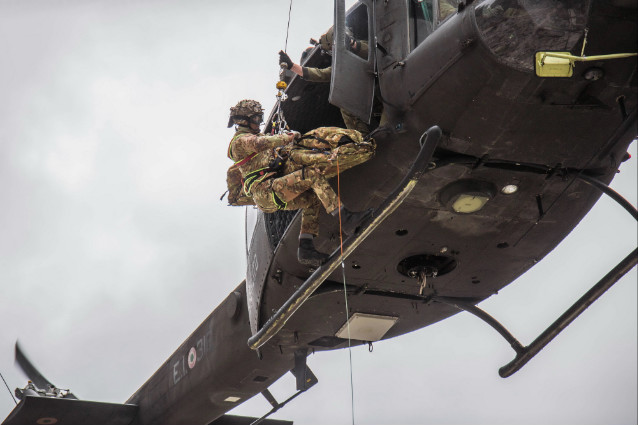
left=228, top=126, right=294, bottom=192
left=302, top=66, right=332, bottom=83
left=301, top=41, right=369, bottom=82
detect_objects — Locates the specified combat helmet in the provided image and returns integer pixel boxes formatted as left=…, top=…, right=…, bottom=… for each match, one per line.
left=319, top=27, right=334, bottom=52
left=318, top=27, right=355, bottom=53
left=228, top=99, right=264, bottom=128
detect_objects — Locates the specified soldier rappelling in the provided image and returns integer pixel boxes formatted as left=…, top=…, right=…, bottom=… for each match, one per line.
left=226, top=99, right=372, bottom=267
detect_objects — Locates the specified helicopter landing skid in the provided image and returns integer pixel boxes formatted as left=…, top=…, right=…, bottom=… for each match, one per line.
left=435, top=174, right=638, bottom=378
left=247, top=126, right=442, bottom=351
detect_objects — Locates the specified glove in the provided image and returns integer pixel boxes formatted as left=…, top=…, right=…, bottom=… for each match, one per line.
left=347, top=35, right=359, bottom=53
left=287, top=131, right=301, bottom=141
left=279, top=50, right=294, bottom=69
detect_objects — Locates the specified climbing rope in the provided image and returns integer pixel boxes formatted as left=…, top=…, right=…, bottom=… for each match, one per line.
left=284, top=0, right=293, bottom=53
left=337, top=155, right=356, bottom=425
left=272, top=0, right=294, bottom=135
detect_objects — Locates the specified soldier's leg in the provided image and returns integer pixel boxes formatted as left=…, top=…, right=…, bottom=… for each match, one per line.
left=307, top=171, right=340, bottom=214
left=341, top=108, right=370, bottom=137
left=283, top=191, right=320, bottom=236
left=271, top=168, right=340, bottom=214
left=283, top=191, right=328, bottom=266
left=271, top=170, right=313, bottom=201
left=272, top=167, right=371, bottom=237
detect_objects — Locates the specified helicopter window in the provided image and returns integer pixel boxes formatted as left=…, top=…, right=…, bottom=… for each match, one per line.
left=438, top=0, right=458, bottom=22
left=409, top=0, right=435, bottom=49
left=330, top=0, right=375, bottom=126
left=344, top=3, right=370, bottom=61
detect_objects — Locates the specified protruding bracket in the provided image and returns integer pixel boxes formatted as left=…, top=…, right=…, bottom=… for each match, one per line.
left=251, top=351, right=319, bottom=425
left=435, top=297, right=525, bottom=354
left=291, top=349, right=318, bottom=392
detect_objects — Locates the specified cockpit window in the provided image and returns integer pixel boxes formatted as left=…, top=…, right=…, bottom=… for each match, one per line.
left=439, top=0, right=459, bottom=21
left=410, top=0, right=434, bottom=49
left=474, top=0, right=588, bottom=72
left=330, top=0, right=375, bottom=126
left=410, top=0, right=459, bottom=49
left=344, top=3, right=370, bottom=61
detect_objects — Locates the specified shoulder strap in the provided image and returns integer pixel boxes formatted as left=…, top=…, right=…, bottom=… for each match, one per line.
left=299, top=133, right=332, bottom=145
left=228, top=130, right=257, bottom=164
left=234, top=152, right=256, bottom=167
left=227, top=134, right=240, bottom=160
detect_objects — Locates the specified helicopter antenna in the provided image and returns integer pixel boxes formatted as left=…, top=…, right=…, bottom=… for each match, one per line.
left=0, top=371, right=17, bottom=405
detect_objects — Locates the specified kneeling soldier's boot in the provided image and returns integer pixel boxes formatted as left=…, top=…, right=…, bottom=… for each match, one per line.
left=333, top=206, right=373, bottom=236
left=298, top=235, right=329, bottom=267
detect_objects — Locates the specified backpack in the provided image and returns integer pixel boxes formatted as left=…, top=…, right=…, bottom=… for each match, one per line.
left=296, top=126, right=364, bottom=150
left=222, top=152, right=256, bottom=207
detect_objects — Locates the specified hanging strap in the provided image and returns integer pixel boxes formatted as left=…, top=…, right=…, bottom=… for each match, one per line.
left=234, top=152, right=256, bottom=167
left=298, top=133, right=355, bottom=149
left=243, top=168, right=275, bottom=196
left=272, top=191, right=288, bottom=210
left=228, top=130, right=258, bottom=162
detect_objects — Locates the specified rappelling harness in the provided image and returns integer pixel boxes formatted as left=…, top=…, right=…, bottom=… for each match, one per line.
left=226, top=131, right=289, bottom=209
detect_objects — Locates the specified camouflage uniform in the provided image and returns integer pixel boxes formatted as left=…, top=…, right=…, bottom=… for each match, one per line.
left=301, top=41, right=373, bottom=136
left=301, top=66, right=371, bottom=136
left=439, top=0, right=457, bottom=20
left=229, top=126, right=340, bottom=236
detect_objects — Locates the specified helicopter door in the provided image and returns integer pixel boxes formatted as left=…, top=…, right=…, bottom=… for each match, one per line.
left=329, top=0, right=375, bottom=124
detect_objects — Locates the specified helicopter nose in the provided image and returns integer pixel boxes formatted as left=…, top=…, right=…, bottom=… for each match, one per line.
left=474, top=0, right=588, bottom=73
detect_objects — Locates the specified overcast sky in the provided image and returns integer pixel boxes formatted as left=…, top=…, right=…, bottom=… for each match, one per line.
left=0, top=1, right=636, bottom=424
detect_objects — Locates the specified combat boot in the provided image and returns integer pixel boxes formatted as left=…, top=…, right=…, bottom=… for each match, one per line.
left=334, top=206, right=373, bottom=236
left=298, top=237, right=330, bottom=267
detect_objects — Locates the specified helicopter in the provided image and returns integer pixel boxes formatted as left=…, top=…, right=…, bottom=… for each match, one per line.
left=2, top=0, right=636, bottom=424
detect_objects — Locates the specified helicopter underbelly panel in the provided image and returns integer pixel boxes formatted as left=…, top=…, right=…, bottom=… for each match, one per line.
left=254, top=156, right=617, bottom=352
left=247, top=0, right=636, bottom=352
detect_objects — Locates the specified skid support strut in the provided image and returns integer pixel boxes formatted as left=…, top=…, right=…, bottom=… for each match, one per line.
left=437, top=248, right=637, bottom=377
left=498, top=248, right=637, bottom=377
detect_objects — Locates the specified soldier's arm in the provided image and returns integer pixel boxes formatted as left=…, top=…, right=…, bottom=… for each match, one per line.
left=232, top=133, right=295, bottom=159
left=355, top=40, right=369, bottom=59
left=289, top=63, right=303, bottom=76
left=301, top=66, right=332, bottom=83
left=279, top=50, right=330, bottom=82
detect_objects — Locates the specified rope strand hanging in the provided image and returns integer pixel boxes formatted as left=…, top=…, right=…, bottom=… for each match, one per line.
left=272, top=0, right=294, bottom=135
left=1, top=371, right=17, bottom=405
left=284, top=0, right=293, bottom=53
left=337, top=154, right=357, bottom=425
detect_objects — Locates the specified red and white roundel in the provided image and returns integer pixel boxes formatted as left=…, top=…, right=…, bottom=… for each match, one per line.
left=187, top=347, right=197, bottom=369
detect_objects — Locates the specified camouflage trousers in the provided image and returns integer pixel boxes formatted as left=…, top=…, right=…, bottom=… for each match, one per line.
left=250, top=167, right=340, bottom=236
left=341, top=103, right=388, bottom=137
left=341, top=109, right=370, bottom=137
